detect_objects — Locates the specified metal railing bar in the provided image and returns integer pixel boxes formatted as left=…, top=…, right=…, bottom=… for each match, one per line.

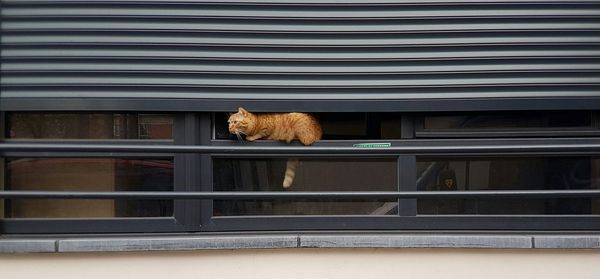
left=4, top=142, right=600, bottom=154
left=2, top=190, right=600, bottom=200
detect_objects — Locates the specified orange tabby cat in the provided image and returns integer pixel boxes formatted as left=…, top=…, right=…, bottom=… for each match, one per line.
left=228, top=107, right=322, bottom=188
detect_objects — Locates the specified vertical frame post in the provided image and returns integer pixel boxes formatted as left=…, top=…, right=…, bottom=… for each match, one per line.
left=401, top=114, right=415, bottom=139
left=398, top=114, right=417, bottom=216
left=174, top=113, right=202, bottom=230
left=398, top=155, right=417, bottom=216
left=199, top=113, right=214, bottom=230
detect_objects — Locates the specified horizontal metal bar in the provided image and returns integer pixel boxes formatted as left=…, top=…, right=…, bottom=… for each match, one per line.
left=4, top=141, right=600, bottom=154
left=3, top=0, right=600, bottom=6
left=2, top=190, right=600, bottom=200
left=0, top=218, right=186, bottom=234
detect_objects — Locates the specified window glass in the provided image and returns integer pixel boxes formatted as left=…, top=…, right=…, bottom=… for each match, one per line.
left=0, top=158, right=4, bottom=219
left=417, top=157, right=600, bottom=215
left=7, top=113, right=173, bottom=140
left=423, top=111, right=592, bottom=130
left=213, top=158, right=397, bottom=215
left=5, top=158, right=174, bottom=218
left=214, top=112, right=402, bottom=140
left=1, top=113, right=4, bottom=218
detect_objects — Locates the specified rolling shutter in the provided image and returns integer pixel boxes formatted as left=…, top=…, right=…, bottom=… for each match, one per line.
left=1, top=0, right=600, bottom=111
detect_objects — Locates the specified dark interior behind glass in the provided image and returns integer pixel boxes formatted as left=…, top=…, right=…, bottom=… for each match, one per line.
left=417, top=157, right=600, bottom=215
left=213, top=158, right=397, bottom=215
left=423, top=111, right=593, bottom=130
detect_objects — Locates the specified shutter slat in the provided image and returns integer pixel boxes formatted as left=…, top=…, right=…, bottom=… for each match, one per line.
left=2, top=0, right=599, bottom=111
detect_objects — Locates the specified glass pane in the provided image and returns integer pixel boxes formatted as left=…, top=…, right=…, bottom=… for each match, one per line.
left=7, top=113, right=173, bottom=140
left=0, top=158, right=4, bottom=219
left=423, top=111, right=592, bottom=130
left=213, top=158, right=397, bottom=215
left=5, top=158, right=174, bottom=218
left=417, top=157, right=600, bottom=215
left=214, top=112, right=401, bottom=140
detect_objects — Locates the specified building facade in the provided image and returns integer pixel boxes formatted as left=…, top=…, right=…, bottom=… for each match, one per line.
left=1, top=0, right=600, bottom=277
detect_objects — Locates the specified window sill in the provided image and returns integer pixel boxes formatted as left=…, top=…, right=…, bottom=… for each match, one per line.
left=2, top=233, right=600, bottom=253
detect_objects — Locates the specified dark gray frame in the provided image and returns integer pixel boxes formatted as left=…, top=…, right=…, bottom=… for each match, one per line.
left=202, top=111, right=600, bottom=231
left=4, top=111, right=600, bottom=233
left=0, top=112, right=194, bottom=234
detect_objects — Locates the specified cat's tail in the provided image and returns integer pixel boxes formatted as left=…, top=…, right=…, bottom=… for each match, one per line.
left=283, top=158, right=300, bottom=188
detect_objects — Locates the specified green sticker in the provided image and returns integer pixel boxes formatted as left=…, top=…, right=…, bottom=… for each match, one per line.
left=352, top=143, right=392, bottom=148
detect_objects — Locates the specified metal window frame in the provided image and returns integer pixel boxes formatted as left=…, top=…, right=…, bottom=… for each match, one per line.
left=204, top=130, right=600, bottom=232
left=5, top=113, right=600, bottom=233
left=0, top=112, right=193, bottom=234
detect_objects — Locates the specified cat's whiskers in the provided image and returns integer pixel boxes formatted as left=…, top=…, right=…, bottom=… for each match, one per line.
left=234, top=131, right=244, bottom=143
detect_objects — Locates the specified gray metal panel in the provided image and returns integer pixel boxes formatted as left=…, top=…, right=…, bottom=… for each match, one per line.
left=1, top=0, right=600, bottom=111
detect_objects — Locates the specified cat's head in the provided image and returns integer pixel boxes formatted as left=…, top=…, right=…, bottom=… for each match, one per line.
left=228, top=107, right=256, bottom=136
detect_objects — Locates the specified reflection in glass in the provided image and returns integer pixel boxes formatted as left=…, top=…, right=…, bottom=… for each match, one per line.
left=417, top=157, right=600, bottom=215
left=213, top=158, right=397, bottom=215
left=7, top=113, right=173, bottom=140
left=5, top=158, right=173, bottom=218
left=424, top=111, right=591, bottom=130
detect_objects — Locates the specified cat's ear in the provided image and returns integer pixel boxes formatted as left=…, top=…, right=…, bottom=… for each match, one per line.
left=238, top=107, right=249, bottom=116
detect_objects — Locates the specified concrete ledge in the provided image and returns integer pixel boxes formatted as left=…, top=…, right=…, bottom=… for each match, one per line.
left=4, top=233, right=600, bottom=253
left=300, top=234, right=532, bottom=249
left=58, top=234, right=299, bottom=252
left=0, top=239, right=56, bottom=253
left=534, top=235, right=600, bottom=249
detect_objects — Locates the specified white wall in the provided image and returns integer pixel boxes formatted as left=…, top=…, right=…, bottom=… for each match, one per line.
left=2, top=248, right=600, bottom=279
